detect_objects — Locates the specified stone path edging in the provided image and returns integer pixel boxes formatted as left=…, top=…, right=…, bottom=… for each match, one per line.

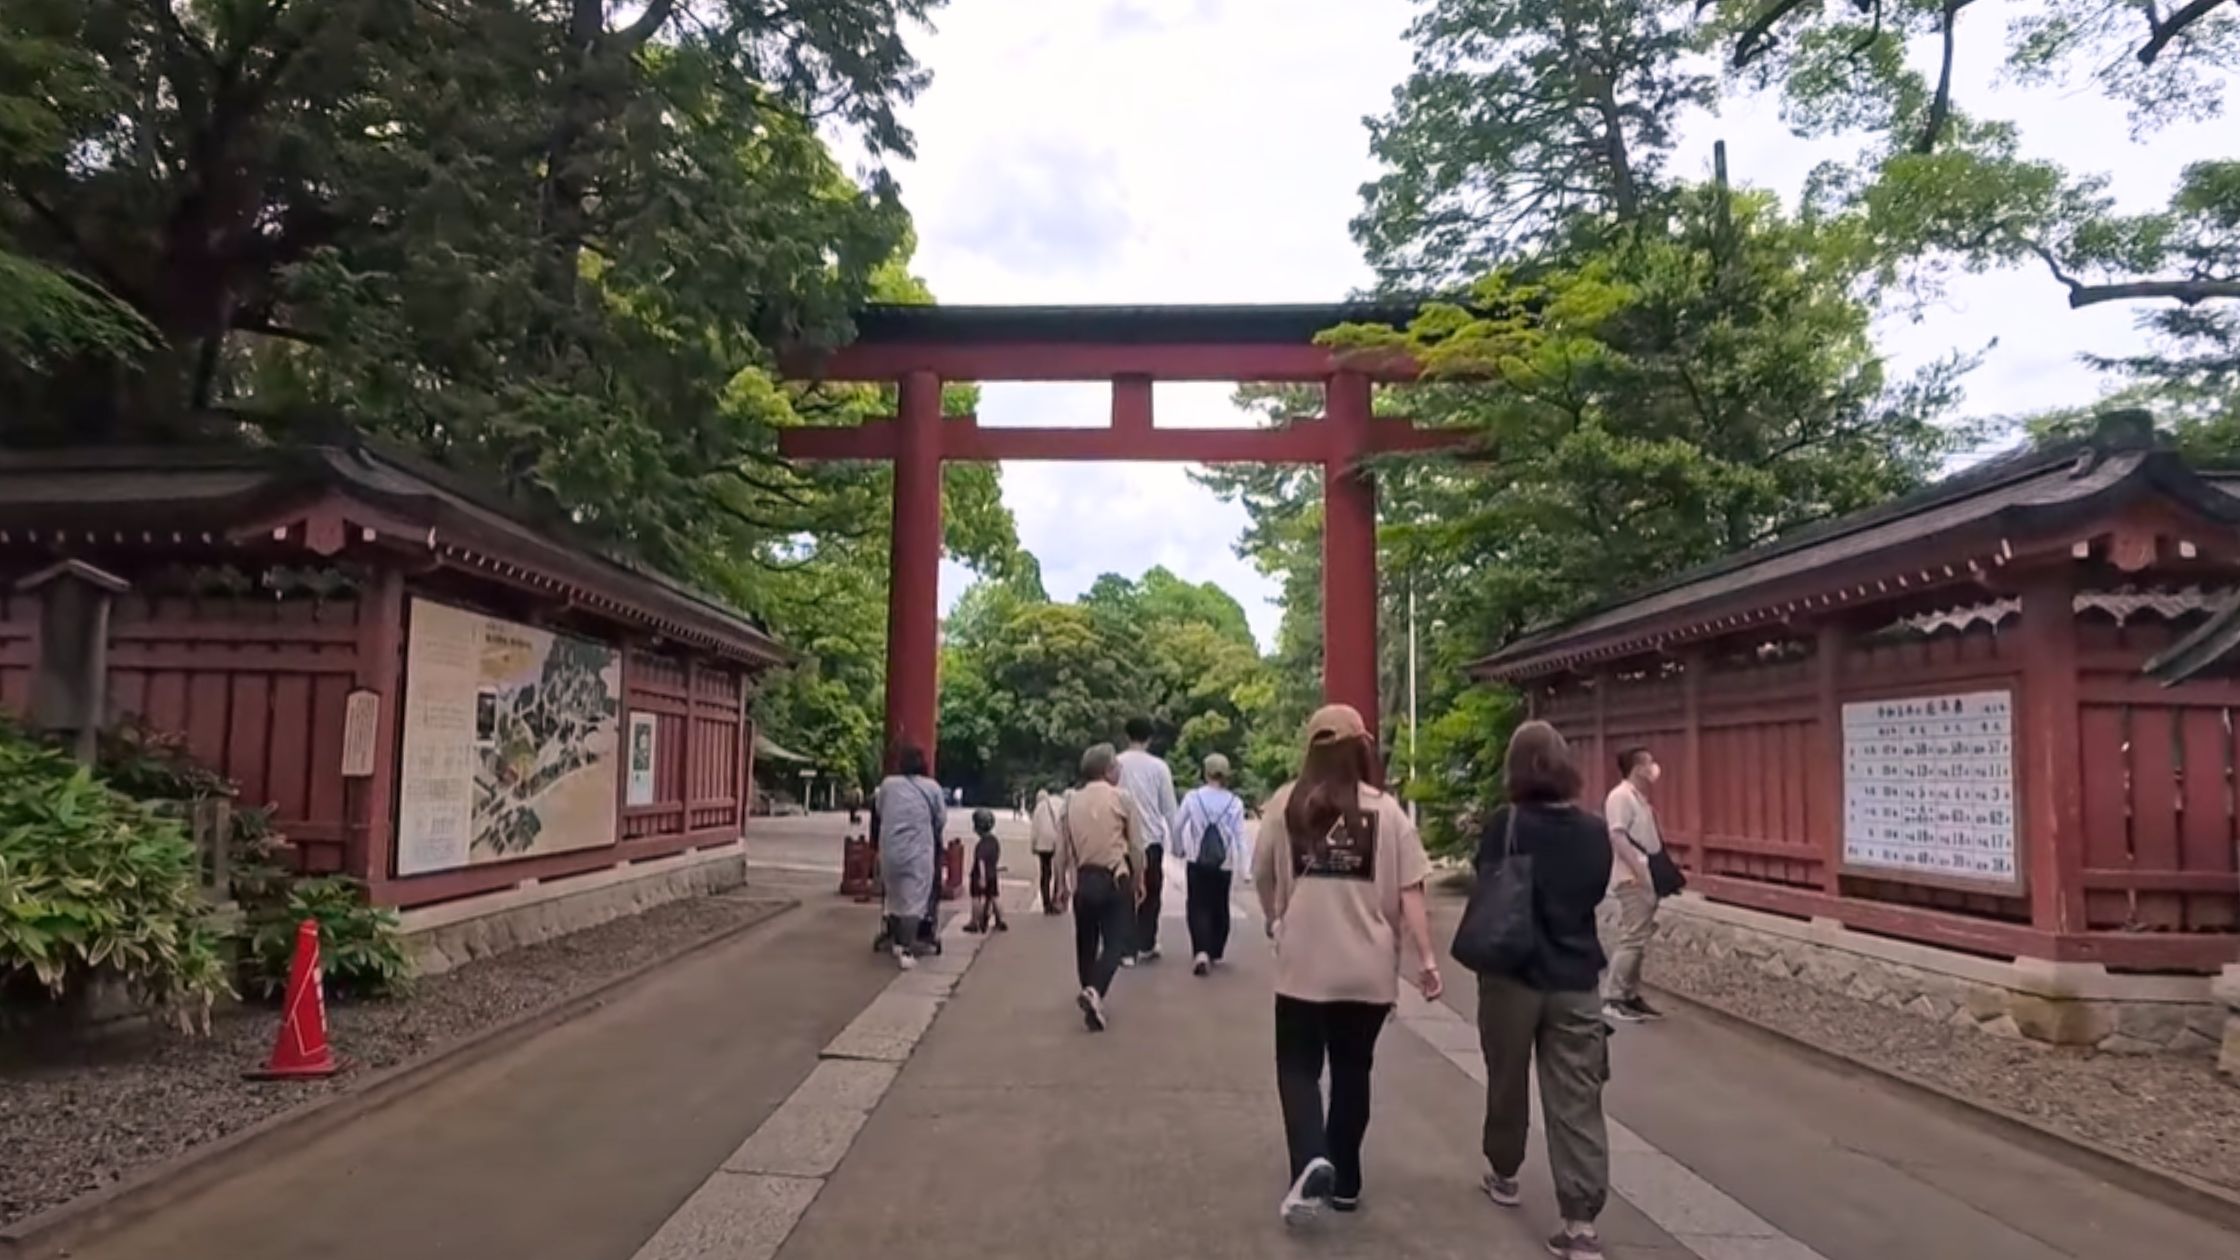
left=628, top=900, right=1005, bottom=1260
left=0, top=896, right=797, bottom=1260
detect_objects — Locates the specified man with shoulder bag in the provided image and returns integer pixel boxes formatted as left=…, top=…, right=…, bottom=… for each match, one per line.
left=1604, top=746, right=1683, bottom=1024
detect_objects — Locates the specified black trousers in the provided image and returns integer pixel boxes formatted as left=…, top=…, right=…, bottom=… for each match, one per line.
left=1185, top=863, right=1233, bottom=961
left=1133, top=843, right=1164, bottom=954
left=1072, top=866, right=1133, bottom=996
left=1036, top=851, right=1056, bottom=911
left=1274, top=995, right=1390, bottom=1198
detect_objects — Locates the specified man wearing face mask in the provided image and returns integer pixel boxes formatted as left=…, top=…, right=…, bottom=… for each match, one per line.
left=1603, top=748, right=1666, bottom=1023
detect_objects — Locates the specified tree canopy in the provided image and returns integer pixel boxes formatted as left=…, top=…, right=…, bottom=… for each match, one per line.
left=1, top=1, right=1033, bottom=784
left=935, top=567, right=1274, bottom=805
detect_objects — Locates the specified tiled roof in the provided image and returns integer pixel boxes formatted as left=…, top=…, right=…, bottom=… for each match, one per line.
left=0, top=443, right=787, bottom=665
left=1472, top=424, right=2240, bottom=680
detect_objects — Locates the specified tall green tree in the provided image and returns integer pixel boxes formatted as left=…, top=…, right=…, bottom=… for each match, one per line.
left=1208, top=1, right=1979, bottom=850
left=0, top=1, right=945, bottom=582
left=1357, top=0, right=1715, bottom=285
left=1701, top=0, right=2238, bottom=435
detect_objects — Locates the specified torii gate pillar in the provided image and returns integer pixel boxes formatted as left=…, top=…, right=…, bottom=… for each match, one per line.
left=885, top=369, right=945, bottom=771
left=1321, top=370, right=1380, bottom=732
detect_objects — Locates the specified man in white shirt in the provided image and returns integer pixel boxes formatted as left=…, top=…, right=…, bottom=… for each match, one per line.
left=1115, top=716, right=1178, bottom=962
left=1172, top=752, right=1248, bottom=975
left=1604, top=747, right=1666, bottom=1023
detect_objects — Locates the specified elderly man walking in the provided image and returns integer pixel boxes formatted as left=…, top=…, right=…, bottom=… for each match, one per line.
left=1054, top=743, right=1145, bottom=1032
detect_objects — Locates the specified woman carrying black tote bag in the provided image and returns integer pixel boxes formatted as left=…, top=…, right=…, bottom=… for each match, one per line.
left=1451, top=804, right=1536, bottom=974
left=1462, top=721, right=1619, bottom=1260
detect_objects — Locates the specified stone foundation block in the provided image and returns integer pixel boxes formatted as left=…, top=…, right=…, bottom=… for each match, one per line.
left=399, top=843, right=749, bottom=976
left=1643, top=895, right=2226, bottom=1061
left=2215, top=966, right=2240, bottom=1080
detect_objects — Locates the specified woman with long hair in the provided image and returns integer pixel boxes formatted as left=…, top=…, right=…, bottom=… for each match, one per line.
left=873, top=745, right=945, bottom=971
left=1475, top=721, right=1614, bottom=1260
left=1252, top=704, right=1441, bottom=1226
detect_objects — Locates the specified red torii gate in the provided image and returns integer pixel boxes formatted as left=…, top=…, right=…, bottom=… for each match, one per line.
left=779, top=303, right=1461, bottom=769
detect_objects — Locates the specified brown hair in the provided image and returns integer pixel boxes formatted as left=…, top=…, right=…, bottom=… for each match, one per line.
left=1506, top=721, right=1581, bottom=804
left=1285, top=734, right=1381, bottom=866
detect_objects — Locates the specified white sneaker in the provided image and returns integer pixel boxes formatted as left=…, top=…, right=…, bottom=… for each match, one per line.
left=894, top=948, right=916, bottom=971
left=1192, top=952, right=1210, bottom=976
left=1281, top=1157, right=1337, bottom=1226
left=1144, top=944, right=1163, bottom=961
left=1120, top=954, right=1138, bottom=968
left=1078, top=986, right=1107, bottom=1032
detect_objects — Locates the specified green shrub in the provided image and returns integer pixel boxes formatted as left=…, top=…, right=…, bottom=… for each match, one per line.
left=96, top=716, right=236, bottom=801
left=246, top=876, right=410, bottom=1000
left=0, top=720, right=231, bottom=1029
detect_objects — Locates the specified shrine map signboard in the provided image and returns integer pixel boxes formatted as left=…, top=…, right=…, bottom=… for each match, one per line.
left=1841, top=689, right=2018, bottom=888
left=396, top=599, right=622, bottom=877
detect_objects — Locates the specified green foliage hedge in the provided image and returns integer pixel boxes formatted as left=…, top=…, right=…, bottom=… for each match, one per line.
left=245, top=875, right=409, bottom=1001
left=0, top=719, right=230, bottom=1027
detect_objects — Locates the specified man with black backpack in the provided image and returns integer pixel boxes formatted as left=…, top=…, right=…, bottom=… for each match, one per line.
left=1173, top=752, right=1247, bottom=976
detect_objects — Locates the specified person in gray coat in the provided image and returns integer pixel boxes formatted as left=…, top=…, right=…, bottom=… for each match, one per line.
left=874, top=745, right=945, bottom=970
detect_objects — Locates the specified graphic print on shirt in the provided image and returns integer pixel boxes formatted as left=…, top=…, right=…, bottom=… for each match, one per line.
left=1295, top=811, right=1379, bottom=883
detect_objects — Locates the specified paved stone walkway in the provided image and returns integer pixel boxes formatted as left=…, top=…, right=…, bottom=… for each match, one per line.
left=69, top=817, right=2239, bottom=1260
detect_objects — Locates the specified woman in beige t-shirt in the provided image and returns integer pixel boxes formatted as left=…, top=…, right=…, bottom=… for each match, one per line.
left=1253, top=704, right=1442, bottom=1226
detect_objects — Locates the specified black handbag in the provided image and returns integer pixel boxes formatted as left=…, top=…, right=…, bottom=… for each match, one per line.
left=1623, top=794, right=1686, bottom=898
left=1451, top=806, right=1539, bottom=975
left=1642, top=845, right=1687, bottom=898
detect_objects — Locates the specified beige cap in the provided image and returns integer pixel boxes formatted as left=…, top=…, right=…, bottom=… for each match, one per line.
left=1304, top=703, right=1369, bottom=746
left=1202, top=752, right=1231, bottom=781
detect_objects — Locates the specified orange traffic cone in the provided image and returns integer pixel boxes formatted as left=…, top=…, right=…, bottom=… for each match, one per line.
left=246, top=918, right=339, bottom=1080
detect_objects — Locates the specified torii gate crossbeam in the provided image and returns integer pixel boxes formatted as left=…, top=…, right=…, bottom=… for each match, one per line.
left=777, top=303, right=1465, bottom=770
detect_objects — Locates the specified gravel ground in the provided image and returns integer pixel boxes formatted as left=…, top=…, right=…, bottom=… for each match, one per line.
left=1644, top=946, right=2240, bottom=1195
left=0, top=892, right=789, bottom=1228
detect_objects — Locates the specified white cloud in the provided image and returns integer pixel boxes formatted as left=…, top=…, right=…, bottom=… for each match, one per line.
left=895, top=2, right=2229, bottom=652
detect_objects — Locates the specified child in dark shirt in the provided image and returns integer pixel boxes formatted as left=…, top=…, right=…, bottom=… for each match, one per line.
left=965, top=807, right=1008, bottom=934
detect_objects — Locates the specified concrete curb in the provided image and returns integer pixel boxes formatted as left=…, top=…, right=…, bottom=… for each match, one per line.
left=1646, top=982, right=2240, bottom=1235
left=0, top=895, right=800, bottom=1260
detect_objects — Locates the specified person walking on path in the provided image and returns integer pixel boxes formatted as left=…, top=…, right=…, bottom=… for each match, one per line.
left=1115, top=717, right=1177, bottom=963
left=1475, top=721, right=1615, bottom=1260
left=873, top=746, right=945, bottom=971
left=1253, top=704, right=1441, bottom=1226
left=1173, top=752, right=1247, bottom=975
left=965, top=808, right=1009, bottom=934
left=1604, top=746, right=1666, bottom=1024
left=1054, top=743, right=1145, bottom=1032
left=1029, top=788, right=1064, bottom=914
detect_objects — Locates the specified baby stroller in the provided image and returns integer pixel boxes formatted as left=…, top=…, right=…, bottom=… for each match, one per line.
left=870, top=874, right=943, bottom=957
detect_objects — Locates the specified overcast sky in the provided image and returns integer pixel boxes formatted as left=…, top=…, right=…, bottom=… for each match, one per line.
left=883, top=0, right=2228, bottom=650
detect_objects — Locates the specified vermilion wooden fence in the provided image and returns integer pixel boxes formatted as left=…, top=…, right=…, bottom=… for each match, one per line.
left=0, top=591, right=361, bottom=871
left=2076, top=617, right=2240, bottom=933
left=1538, top=610, right=2240, bottom=968
left=0, top=588, right=754, bottom=907
left=622, top=651, right=747, bottom=843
